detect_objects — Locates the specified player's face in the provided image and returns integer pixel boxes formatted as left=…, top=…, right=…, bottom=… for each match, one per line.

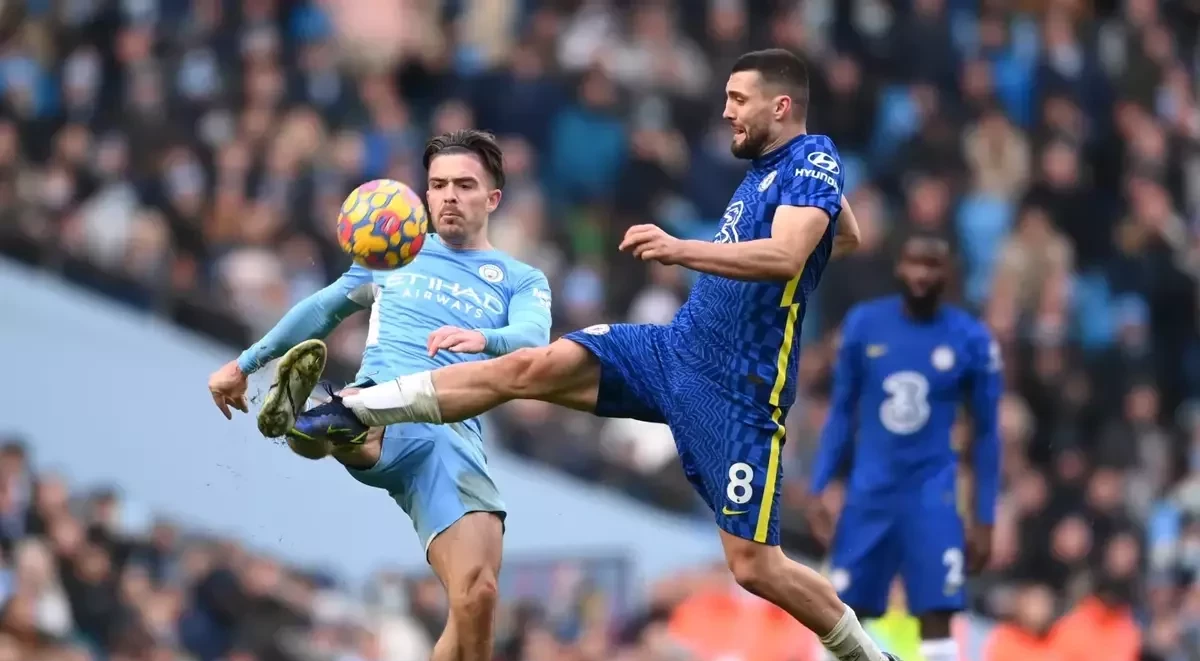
left=426, top=153, right=501, bottom=245
left=896, top=239, right=949, bottom=311
left=723, top=71, right=785, bottom=159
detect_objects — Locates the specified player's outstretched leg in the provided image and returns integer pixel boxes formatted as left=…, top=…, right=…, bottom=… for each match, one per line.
left=340, top=339, right=601, bottom=428
left=426, top=512, right=504, bottom=661
left=719, top=531, right=897, bottom=661
left=258, top=339, right=327, bottom=438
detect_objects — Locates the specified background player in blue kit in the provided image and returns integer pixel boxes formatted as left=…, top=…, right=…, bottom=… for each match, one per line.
left=325, top=49, right=904, bottom=661
left=205, top=130, right=552, bottom=661
left=809, top=234, right=1002, bottom=661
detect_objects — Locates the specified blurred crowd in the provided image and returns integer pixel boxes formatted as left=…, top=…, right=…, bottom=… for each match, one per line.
left=0, top=433, right=836, bottom=661
left=3, top=0, right=1200, bottom=659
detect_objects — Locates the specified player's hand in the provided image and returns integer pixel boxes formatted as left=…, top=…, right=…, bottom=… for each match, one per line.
left=427, top=326, right=487, bottom=356
left=619, top=224, right=685, bottom=265
left=966, top=523, right=993, bottom=574
left=208, top=360, right=249, bottom=420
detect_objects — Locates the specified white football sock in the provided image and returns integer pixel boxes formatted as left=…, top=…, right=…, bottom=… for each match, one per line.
left=819, top=606, right=886, bottom=661
left=919, top=638, right=958, bottom=661
left=341, top=372, right=443, bottom=426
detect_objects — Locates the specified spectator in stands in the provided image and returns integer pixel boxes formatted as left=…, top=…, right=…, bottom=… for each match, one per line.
left=984, top=583, right=1065, bottom=661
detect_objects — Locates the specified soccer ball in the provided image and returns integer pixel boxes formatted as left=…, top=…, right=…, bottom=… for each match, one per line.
left=337, top=179, right=429, bottom=270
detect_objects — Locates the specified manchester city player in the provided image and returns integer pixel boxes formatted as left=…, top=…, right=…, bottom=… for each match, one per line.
left=311, top=49, right=902, bottom=661
left=206, top=130, right=552, bottom=661
left=810, top=235, right=1002, bottom=661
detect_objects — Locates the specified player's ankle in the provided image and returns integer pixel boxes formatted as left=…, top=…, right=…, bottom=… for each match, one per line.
left=819, top=606, right=886, bottom=661
left=343, top=372, right=443, bottom=425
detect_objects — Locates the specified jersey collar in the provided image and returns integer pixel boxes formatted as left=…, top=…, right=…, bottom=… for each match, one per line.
left=752, top=133, right=808, bottom=170
left=433, top=234, right=498, bottom=255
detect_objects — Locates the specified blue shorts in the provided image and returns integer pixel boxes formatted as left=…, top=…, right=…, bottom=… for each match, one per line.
left=564, top=323, right=786, bottom=546
left=344, top=417, right=505, bottom=553
left=828, top=494, right=967, bottom=616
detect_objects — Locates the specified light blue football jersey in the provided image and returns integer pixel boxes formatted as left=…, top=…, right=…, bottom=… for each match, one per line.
left=238, top=235, right=552, bottom=438
left=349, top=236, right=552, bottom=383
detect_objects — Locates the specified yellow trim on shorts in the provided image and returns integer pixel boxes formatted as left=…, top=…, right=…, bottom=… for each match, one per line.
left=754, top=271, right=803, bottom=543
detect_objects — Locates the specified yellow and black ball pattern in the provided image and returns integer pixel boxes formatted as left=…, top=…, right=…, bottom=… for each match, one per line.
left=336, top=179, right=429, bottom=270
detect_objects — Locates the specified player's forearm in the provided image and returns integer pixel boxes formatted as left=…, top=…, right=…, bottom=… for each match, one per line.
left=811, top=393, right=856, bottom=493
left=479, top=322, right=549, bottom=356
left=970, top=372, right=1002, bottom=524
left=831, top=236, right=858, bottom=259
left=479, top=284, right=552, bottom=356
left=972, top=432, right=1000, bottom=525
left=813, top=316, right=862, bottom=493
left=831, top=196, right=860, bottom=259
left=811, top=421, right=853, bottom=493
left=237, top=286, right=359, bottom=374
left=676, top=239, right=803, bottom=281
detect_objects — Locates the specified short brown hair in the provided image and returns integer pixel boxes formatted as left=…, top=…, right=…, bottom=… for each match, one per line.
left=731, top=48, right=810, bottom=120
left=422, top=129, right=506, bottom=189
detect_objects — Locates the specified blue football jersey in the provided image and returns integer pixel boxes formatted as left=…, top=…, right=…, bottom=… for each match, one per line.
left=673, top=134, right=845, bottom=409
left=812, top=296, right=1002, bottom=524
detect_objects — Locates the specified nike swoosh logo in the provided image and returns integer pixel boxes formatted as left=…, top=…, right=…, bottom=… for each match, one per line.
left=722, top=506, right=748, bottom=516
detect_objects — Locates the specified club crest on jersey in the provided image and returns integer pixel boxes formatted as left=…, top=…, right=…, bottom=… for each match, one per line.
left=715, top=201, right=744, bottom=244
left=758, top=170, right=777, bottom=192
left=807, top=151, right=839, bottom=174
left=478, top=264, right=504, bottom=283
left=931, top=345, right=955, bottom=371
left=582, top=324, right=610, bottom=336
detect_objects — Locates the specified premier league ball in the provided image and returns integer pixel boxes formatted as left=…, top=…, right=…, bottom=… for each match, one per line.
left=336, top=179, right=429, bottom=270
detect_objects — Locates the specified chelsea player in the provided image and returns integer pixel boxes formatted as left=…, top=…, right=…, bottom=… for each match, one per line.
left=810, top=235, right=1002, bottom=661
left=320, top=49, right=901, bottom=661
left=206, top=130, right=552, bottom=661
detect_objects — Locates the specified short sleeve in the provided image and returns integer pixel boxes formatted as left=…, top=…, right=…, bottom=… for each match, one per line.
left=780, top=138, right=844, bottom=219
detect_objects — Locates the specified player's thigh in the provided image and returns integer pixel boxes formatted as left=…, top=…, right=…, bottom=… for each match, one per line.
left=673, top=411, right=786, bottom=546
left=899, top=503, right=967, bottom=614
left=559, top=323, right=670, bottom=422
left=828, top=503, right=901, bottom=617
left=502, top=338, right=601, bottom=412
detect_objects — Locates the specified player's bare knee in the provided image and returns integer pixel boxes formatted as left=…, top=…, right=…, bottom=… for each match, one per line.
left=724, top=543, right=778, bottom=597
left=448, top=563, right=499, bottom=620
left=286, top=438, right=330, bottom=460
